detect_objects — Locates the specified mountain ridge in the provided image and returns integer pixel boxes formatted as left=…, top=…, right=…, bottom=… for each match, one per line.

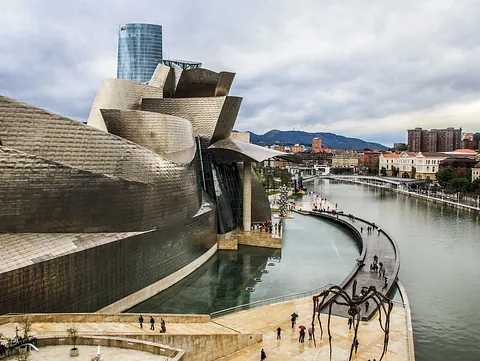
left=239, top=129, right=388, bottom=150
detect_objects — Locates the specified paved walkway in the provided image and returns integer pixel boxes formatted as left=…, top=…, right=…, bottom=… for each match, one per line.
left=0, top=320, right=237, bottom=339
left=214, top=296, right=409, bottom=361
left=293, top=197, right=400, bottom=320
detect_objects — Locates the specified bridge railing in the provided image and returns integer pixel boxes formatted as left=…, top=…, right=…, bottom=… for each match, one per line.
left=210, top=283, right=334, bottom=319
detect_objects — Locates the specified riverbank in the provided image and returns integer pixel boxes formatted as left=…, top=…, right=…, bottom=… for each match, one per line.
left=325, top=177, right=480, bottom=214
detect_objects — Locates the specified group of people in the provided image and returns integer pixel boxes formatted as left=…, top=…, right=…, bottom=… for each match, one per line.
left=138, top=315, right=166, bottom=333
left=370, top=255, right=388, bottom=290
left=252, top=220, right=282, bottom=234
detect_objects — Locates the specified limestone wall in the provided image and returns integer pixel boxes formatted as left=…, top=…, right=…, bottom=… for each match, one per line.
left=237, top=232, right=282, bottom=249
left=36, top=335, right=185, bottom=361
left=0, top=313, right=210, bottom=326
left=124, top=333, right=263, bottom=361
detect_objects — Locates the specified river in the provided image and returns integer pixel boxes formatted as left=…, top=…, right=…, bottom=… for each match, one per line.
left=315, top=179, right=480, bottom=361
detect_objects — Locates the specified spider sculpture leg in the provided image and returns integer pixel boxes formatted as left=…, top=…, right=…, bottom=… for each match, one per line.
left=360, top=288, right=394, bottom=361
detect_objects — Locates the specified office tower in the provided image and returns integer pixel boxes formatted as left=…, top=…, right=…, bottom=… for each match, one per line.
left=312, top=137, right=322, bottom=153
left=117, top=23, right=163, bottom=83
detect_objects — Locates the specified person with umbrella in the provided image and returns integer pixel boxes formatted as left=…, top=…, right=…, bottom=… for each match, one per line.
left=291, top=312, right=298, bottom=329
left=298, top=325, right=306, bottom=343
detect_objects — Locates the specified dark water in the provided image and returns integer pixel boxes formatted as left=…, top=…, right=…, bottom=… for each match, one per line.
left=128, top=213, right=360, bottom=314
left=316, top=179, right=480, bottom=361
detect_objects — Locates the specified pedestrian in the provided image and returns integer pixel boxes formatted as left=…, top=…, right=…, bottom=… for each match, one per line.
left=335, top=203, right=337, bottom=209
left=375, top=263, right=379, bottom=273
left=308, top=327, right=313, bottom=340
left=278, top=223, right=282, bottom=233
left=360, top=227, right=363, bottom=233
left=150, top=316, right=155, bottom=330
left=260, top=348, right=267, bottom=360
left=365, top=300, right=369, bottom=312
left=373, top=255, right=378, bottom=264
left=348, top=316, right=353, bottom=330
left=291, top=313, right=298, bottom=329
left=161, top=318, right=166, bottom=333
left=377, top=227, right=381, bottom=235
left=138, top=315, right=144, bottom=328
left=276, top=327, right=281, bottom=340
left=354, top=339, right=359, bottom=353
left=299, top=329, right=305, bottom=343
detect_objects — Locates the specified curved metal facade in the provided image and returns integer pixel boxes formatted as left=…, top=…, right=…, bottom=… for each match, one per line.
left=0, top=64, right=293, bottom=314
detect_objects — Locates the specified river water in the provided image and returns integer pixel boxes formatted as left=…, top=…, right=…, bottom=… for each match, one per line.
left=130, top=179, right=480, bottom=361
left=315, top=179, right=480, bottom=361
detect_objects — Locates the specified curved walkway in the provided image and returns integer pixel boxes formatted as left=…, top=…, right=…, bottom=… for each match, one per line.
left=299, top=208, right=400, bottom=320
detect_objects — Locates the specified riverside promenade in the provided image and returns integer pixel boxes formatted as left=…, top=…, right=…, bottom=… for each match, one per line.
left=295, top=199, right=400, bottom=321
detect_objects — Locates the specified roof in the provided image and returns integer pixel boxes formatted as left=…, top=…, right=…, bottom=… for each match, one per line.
left=381, top=153, right=399, bottom=158
left=417, top=152, right=450, bottom=157
left=451, top=149, right=478, bottom=154
left=208, top=137, right=302, bottom=164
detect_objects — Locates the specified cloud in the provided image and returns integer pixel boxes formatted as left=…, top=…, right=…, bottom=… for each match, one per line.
left=1, top=0, right=480, bottom=146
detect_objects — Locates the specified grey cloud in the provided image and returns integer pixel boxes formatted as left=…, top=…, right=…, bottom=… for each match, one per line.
left=1, top=0, right=480, bottom=146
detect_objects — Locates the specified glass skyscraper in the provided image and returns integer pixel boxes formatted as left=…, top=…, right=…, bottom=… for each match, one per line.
left=117, top=23, right=163, bottom=83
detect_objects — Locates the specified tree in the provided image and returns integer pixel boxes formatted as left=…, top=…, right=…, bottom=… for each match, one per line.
left=391, top=166, right=399, bottom=177
left=372, top=159, right=380, bottom=175
left=67, top=325, right=79, bottom=351
left=380, top=166, right=387, bottom=176
left=21, top=317, right=32, bottom=339
left=436, top=166, right=455, bottom=188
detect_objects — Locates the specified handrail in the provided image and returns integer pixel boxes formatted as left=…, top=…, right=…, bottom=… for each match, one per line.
left=210, top=283, right=334, bottom=319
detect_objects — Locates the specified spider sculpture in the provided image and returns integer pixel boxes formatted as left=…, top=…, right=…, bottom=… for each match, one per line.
left=311, top=280, right=393, bottom=361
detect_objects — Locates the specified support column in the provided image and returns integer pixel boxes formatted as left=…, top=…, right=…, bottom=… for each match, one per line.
left=243, top=161, right=252, bottom=233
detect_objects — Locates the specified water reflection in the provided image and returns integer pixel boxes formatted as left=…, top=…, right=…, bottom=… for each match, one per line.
left=128, top=212, right=360, bottom=314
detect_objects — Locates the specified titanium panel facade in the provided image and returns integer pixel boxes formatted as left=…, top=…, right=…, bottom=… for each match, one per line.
left=88, top=78, right=164, bottom=131
left=0, top=202, right=216, bottom=314
left=0, top=63, right=294, bottom=314
left=101, top=109, right=196, bottom=163
left=142, top=96, right=242, bottom=148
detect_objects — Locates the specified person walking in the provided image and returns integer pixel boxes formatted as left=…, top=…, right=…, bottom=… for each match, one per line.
left=161, top=318, right=166, bottom=333
left=377, top=227, right=381, bottom=235
left=365, top=300, right=370, bottom=312
left=299, top=329, right=305, bottom=343
left=276, top=327, right=281, bottom=340
left=138, top=315, right=144, bottom=329
left=260, top=348, right=267, bottom=360
left=150, top=316, right=155, bottom=331
left=354, top=339, right=359, bottom=353
left=308, top=327, right=313, bottom=340
left=348, top=316, right=353, bottom=330
left=360, top=227, right=363, bottom=233
left=291, top=313, right=298, bottom=329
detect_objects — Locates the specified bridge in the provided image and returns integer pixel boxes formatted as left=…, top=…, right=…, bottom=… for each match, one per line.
left=317, top=175, right=427, bottom=189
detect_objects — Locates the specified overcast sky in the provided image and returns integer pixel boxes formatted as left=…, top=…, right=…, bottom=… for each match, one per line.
left=1, top=0, right=480, bottom=146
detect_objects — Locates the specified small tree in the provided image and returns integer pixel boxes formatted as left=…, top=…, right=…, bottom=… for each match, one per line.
left=66, top=326, right=79, bottom=350
left=21, top=317, right=32, bottom=339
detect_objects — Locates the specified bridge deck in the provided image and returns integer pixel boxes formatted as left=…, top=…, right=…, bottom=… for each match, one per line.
left=308, top=212, right=400, bottom=320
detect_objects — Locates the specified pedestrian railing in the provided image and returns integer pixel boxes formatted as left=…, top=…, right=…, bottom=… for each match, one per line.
left=210, top=283, right=334, bottom=319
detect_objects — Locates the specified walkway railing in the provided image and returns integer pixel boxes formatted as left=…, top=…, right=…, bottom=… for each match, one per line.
left=210, top=283, right=334, bottom=319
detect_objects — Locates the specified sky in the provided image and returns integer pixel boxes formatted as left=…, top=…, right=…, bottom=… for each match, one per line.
left=1, top=0, right=480, bottom=146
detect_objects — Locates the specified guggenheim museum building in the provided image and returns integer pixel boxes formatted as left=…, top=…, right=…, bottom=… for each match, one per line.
left=0, top=63, right=297, bottom=314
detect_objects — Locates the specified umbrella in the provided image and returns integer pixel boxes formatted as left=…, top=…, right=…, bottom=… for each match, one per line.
left=299, top=325, right=306, bottom=330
